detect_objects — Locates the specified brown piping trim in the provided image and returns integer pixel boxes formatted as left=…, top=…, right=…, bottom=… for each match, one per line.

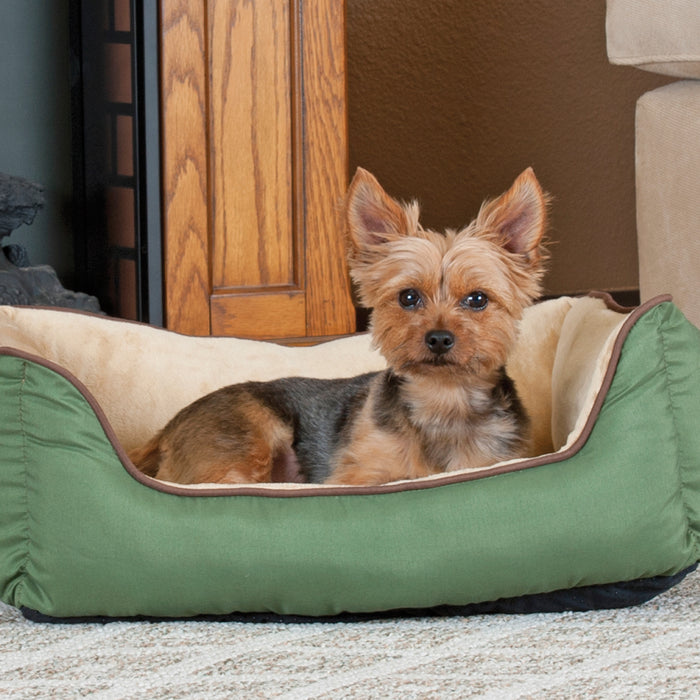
left=0, top=293, right=674, bottom=498
left=584, top=290, right=639, bottom=314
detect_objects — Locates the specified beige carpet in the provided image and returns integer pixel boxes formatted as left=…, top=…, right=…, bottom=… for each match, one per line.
left=1, top=569, right=698, bottom=699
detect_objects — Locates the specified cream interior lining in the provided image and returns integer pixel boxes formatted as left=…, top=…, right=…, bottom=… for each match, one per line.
left=0, top=297, right=628, bottom=490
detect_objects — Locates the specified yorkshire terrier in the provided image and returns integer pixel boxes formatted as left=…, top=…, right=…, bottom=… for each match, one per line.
left=130, top=167, right=548, bottom=486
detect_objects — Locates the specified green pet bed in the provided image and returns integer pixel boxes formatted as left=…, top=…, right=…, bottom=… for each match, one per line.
left=0, top=294, right=698, bottom=621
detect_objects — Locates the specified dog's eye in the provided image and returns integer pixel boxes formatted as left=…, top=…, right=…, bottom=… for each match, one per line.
left=461, top=291, right=488, bottom=311
left=398, top=288, right=422, bottom=309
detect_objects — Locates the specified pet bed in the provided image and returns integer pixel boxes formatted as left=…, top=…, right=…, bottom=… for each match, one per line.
left=0, top=294, right=698, bottom=620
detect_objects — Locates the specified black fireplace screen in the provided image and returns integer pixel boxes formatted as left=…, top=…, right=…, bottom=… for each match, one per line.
left=70, top=0, right=162, bottom=324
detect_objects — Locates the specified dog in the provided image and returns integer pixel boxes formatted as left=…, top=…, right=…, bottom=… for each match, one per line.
left=129, top=167, right=548, bottom=486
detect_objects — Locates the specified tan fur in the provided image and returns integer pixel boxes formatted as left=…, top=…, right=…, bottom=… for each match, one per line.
left=130, top=167, right=548, bottom=486
left=134, top=390, right=295, bottom=485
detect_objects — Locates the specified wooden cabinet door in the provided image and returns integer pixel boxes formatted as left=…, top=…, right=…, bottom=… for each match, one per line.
left=159, top=0, right=355, bottom=340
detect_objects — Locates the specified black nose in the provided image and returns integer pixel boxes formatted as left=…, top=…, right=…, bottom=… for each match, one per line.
left=424, top=330, right=455, bottom=355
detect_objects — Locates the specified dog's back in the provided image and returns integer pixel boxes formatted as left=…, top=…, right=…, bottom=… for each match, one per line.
left=129, top=373, right=378, bottom=484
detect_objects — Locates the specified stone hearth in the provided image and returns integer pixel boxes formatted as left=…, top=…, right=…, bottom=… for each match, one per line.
left=0, top=173, right=100, bottom=312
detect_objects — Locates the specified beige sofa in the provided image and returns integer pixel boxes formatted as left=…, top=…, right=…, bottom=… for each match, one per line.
left=606, top=0, right=700, bottom=328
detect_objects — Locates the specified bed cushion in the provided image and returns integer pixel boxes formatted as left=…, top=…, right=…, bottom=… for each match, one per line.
left=0, top=295, right=698, bottom=619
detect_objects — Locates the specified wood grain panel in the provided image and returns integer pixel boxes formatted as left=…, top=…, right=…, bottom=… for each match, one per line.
left=160, top=0, right=355, bottom=340
left=301, top=0, right=355, bottom=336
left=211, top=291, right=306, bottom=338
left=209, top=0, right=296, bottom=291
left=160, top=0, right=211, bottom=335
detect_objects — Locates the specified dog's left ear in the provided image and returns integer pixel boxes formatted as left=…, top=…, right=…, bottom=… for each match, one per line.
left=476, top=167, right=548, bottom=264
left=345, top=168, right=412, bottom=251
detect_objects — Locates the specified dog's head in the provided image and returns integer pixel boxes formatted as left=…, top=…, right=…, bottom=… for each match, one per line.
left=345, top=167, right=549, bottom=380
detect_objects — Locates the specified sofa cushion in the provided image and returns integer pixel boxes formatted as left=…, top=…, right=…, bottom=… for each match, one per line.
left=606, top=0, right=700, bottom=79
left=635, top=81, right=700, bottom=328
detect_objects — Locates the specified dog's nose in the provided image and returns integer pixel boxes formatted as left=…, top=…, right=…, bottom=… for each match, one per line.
left=425, top=330, right=455, bottom=355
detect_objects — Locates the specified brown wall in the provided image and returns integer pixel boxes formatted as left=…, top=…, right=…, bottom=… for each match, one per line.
left=346, top=0, right=671, bottom=296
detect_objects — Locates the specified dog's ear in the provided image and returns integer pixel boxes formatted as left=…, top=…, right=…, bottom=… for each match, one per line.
left=345, top=168, right=411, bottom=250
left=476, top=167, right=549, bottom=264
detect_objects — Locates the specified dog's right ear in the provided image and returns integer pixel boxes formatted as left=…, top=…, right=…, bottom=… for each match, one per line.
left=345, top=168, right=411, bottom=250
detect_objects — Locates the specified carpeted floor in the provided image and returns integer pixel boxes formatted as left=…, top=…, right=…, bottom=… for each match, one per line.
left=1, top=569, right=698, bottom=699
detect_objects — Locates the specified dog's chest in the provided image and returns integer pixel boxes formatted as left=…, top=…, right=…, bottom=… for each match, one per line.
left=402, top=381, right=524, bottom=471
